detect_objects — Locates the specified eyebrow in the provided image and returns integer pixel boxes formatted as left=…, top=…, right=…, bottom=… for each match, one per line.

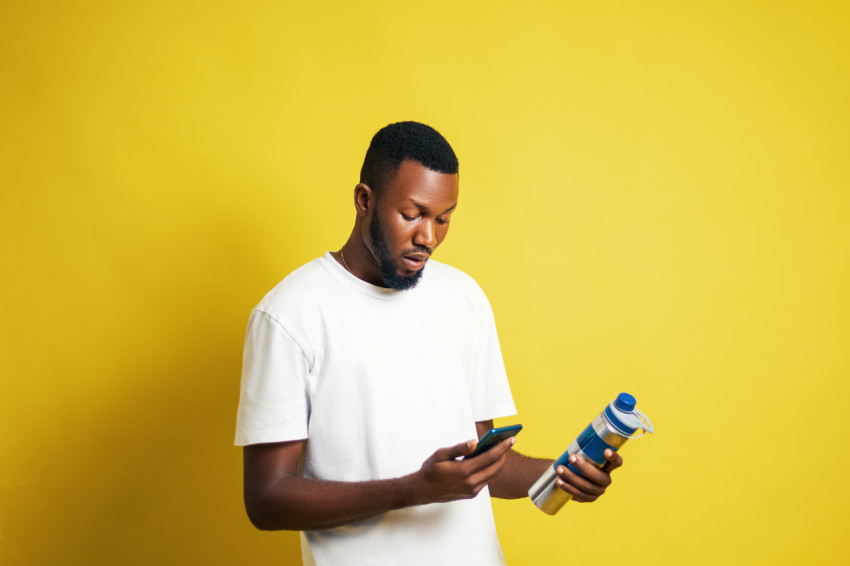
left=410, top=200, right=457, bottom=215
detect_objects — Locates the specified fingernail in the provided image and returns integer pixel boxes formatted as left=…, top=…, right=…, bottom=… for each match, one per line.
left=557, top=466, right=565, bottom=474
left=467, top=440, right=476, bottom=448
left=510, top=437, right=516, bottom=445
left=569, top=455, right=577, bottom=464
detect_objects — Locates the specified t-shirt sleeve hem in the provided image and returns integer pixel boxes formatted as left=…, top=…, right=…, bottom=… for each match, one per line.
left=234, top=427, right=309, bottom=447
left=473, top=401, right=518, bottom=423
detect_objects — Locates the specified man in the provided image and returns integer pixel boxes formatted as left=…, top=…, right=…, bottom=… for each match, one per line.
left=235, top=121, right=622, bottom=565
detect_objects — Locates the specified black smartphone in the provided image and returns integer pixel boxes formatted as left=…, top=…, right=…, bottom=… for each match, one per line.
left=462, top=424, right=523, bottom=459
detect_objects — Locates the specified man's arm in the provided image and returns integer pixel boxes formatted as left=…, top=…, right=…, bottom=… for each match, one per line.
left=243, top=434, right=517, bottom=531
left=477, top=420, right=623, bottom=502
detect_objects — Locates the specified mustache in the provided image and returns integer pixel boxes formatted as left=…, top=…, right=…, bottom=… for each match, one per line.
left=403, top=245, right=432, bottom=256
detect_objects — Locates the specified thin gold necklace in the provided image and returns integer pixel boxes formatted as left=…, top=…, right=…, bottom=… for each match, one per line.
left=339, top=248, right=352, bottom=274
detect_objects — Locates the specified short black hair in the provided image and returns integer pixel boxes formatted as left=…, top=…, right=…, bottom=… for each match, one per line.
left=360, top=121, right=459, bottom=196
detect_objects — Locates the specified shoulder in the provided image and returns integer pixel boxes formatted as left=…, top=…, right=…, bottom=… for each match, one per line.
left=254, top=255, right=336, bottom=318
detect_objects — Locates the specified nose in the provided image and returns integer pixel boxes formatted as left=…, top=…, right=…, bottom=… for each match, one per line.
left=413, top=218, right=437, bottom=249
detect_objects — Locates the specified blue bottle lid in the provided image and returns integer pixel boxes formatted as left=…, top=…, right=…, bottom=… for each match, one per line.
left=614, top=392, right=636, bottom=412
left=604, top=392, right=638, bottom=435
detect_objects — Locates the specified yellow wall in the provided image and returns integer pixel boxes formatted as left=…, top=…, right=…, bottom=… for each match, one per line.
left=2, top=1, right=848, bottom=564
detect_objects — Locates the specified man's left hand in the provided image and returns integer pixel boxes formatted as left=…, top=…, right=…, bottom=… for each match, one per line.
left=554, top=449, right=623, bottom=503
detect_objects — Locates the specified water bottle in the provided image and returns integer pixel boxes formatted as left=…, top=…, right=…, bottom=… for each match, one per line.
left=528, top=392, right=654, bottom=515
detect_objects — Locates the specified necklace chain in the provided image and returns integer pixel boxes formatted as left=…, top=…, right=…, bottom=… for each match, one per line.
left=339, top=248, right=352, bottom=274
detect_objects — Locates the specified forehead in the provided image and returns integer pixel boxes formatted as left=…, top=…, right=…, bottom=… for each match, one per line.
left=381, top=159, right=459, bottom=209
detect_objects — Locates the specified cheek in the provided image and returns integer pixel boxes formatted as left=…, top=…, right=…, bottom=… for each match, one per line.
left=435, top=224, right=450, bottom=245
left=386, top=219, right=415, bottom=247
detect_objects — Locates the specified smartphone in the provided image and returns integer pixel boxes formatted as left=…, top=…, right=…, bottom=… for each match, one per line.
left=462, top=424, right=523, bottom=459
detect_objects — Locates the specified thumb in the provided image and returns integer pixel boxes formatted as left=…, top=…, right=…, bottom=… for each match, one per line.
left=437, top=439, right=477, bottom=461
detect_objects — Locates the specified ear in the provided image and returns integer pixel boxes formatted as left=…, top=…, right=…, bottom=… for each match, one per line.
left=354, top=183, right=375, bottom=218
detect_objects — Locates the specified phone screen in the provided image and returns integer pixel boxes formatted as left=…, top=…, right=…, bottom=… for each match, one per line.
left=462, top=424, right=523, bottom=459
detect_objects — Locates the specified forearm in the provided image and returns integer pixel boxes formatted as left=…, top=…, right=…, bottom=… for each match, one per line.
left=244, top=433, right=516, bottom=531
left=245, top=472, right=423, bottom=531
left=488, top=450, right=553, bottom=499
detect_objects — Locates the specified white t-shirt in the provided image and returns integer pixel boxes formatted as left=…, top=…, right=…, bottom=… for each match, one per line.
left=235, top=252, right=517, bottom=566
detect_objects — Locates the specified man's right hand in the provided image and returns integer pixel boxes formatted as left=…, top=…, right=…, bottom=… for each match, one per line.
left=409, top=436, right=516, bottom=505
left=243, top=434, right=515, bottom=531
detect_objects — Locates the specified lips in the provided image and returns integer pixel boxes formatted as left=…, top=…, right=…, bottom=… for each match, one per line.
left=402, top=253, right=429, bottom=271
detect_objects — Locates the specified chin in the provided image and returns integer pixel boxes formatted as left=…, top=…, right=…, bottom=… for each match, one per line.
left=381, top=263, right=425, bottom=291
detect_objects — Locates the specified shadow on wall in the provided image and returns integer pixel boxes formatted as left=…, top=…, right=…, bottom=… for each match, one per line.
left=1, top=214, right=306, bottom=565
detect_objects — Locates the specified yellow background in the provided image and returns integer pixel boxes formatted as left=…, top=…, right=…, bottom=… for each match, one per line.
left=2, top=1, right=848, bottom=564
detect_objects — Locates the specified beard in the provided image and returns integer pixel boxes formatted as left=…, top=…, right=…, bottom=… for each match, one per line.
left=369, top=213, right=426, bottom=291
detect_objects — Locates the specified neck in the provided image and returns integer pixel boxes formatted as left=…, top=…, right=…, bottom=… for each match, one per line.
left=337, top=229, right=384, bottom=287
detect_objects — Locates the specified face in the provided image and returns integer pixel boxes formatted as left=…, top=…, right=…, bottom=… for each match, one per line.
left=366, top=160, right=459, bottom=290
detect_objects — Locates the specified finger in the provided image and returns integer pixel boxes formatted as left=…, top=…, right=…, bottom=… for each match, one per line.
left=555, top=474, right=600, bottom=503
left=555, top=467, right=605, bottom=502
left=567, top=454, right=612, bottom=487
left=437, top=440, right=477, bottom=461
left=468, top=446, right=510, bottom=486
left=465, top=437, right=515, bottom=470
left=465, top=438, right=514, bottom=485
left=603, top=449, right=623, bottom=472
left=556, top=463, right=606, bottom=495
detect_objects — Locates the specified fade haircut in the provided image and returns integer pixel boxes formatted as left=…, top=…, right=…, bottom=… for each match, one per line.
left=360, top=121, right=459, bottom=197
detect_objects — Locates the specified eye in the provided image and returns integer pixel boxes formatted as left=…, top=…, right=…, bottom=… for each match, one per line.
left=401, top=213, right=418, bottom=221
left=436, top=217, right=450, bottom=225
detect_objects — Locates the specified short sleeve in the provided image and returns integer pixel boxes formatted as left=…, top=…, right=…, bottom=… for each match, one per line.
left=234, top=309, right=311, bottom=446
left=471, top=293, right=517, bottom=422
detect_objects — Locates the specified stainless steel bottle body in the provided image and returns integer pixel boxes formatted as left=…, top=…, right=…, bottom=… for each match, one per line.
left=528, top=412, right=630, bottom=515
